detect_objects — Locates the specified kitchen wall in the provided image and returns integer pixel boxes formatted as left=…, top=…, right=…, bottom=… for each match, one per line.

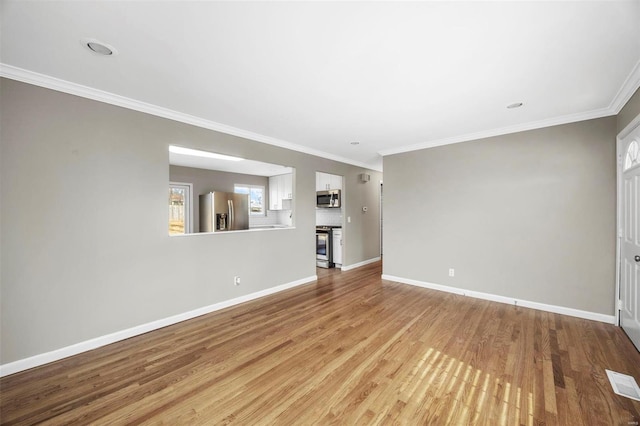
left=383, top=116, right=617, bottom=316
left=0, top=78, right=381, bottom=366
left=340, top=171, right=382, bottom=264
left=316, top=208, right=343, bottom=227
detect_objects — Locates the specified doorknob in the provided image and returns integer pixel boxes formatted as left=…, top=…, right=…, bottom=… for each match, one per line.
left=635, top=255, right=640, bottom=262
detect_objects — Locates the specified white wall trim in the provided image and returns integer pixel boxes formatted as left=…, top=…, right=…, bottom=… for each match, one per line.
left=610, top=59, right=640, bottom=114
left=341, top=257, right=381, bottom=271
left=378, top=107, right=614, bottom=157
left=0, top=275, right=317, bottom=378
left=0, top=63, right=380, bottom=172
left=381, top=274, right=616, bottom=325
left=4, top=60, right=639, bottom=171
left=379, top=59, right=640, bottom=158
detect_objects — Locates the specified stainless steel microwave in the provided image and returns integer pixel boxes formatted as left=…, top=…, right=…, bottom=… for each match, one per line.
left=317, top=189, right=341, bottom=208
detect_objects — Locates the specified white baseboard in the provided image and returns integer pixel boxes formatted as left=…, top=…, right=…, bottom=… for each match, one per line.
left=381, top=274, right=616, bottom=325
left=341, top=257, right=381, bottom=271
left=0, top=275, right=317, bottom=377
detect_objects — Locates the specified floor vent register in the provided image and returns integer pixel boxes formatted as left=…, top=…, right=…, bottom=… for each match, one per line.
left=606, top=369, right=640, bottom=401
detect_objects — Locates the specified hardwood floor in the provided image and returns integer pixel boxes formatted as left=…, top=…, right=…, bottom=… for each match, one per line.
left=1, top=261, right=639, bottom=425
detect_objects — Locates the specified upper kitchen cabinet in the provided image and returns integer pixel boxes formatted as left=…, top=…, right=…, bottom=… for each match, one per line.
left=269, top=173, right=293, bottom=210
left=316, top=172, right=342, bottom=191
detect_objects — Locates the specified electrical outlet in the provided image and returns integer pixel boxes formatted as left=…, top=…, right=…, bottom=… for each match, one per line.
left=448, top=268, right=455, bottom=277
left=347, top=216, right=351, bottom=223
left=234, top=276, right=241, bottom=286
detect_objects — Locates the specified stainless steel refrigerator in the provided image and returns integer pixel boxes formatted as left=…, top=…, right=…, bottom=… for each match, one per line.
left=199, top=192, right=250, bottom=232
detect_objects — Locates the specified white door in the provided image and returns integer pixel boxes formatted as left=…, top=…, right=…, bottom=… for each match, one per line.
left=621, top=126, right=640, bottom=351
left=169, top=182, right=193, bottom=235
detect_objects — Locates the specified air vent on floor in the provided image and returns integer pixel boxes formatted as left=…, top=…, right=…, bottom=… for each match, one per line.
left=606, top=369, right=640, bottom=401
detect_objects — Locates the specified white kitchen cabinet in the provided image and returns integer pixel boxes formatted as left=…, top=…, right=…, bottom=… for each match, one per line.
left=316, top=172, right=342, bottom=191
left=330, top=174, right=342, bottom=190
left=332, top=229, right=343, bottom=266
left=316, top=172, right=329, bottom=191
left=282, top=173, right=293, bottom=200
left=269, top=175, right=280, bottom=210
left=269, top=173, right=293, bottom=210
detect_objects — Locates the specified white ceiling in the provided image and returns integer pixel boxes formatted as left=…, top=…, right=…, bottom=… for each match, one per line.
left=2, top=1, right=639, bottom=172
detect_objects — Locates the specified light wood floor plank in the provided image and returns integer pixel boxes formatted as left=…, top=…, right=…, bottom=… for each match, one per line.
left=1, top=261, right=639, bottom=425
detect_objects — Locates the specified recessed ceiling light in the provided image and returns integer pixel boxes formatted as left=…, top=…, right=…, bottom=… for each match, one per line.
left=507, top=102, right=524, bottom=109
left=350, top=141, right=360, bottom=145
left=82, top=38, right=117, bottom=56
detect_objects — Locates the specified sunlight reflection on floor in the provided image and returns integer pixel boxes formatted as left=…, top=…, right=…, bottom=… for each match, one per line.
left=404, top=347, right=535, bottom=425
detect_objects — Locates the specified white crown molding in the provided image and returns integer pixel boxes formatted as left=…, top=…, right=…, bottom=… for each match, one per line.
left=3, top=59, right=638, bottom=169
left=0, top=63, right=381, bottom=172
left=610, top=58, right=640, bottom=114
left=379, top=58, right=640, bottom=158
left=378, top=107, right=614, bottom=157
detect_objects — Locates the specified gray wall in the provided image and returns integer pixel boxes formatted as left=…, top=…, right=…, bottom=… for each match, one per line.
left=0, top=78, right=381, bottom=364
left=169, top=165, right=270, bottom=230
left=383, top=117, right=617, bottom=315
left=336, top=171, right=382, bottom=263
left=618, top=87, right=640, bottom=133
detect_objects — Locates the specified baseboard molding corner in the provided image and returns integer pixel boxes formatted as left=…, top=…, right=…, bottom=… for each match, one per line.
left=0, top=274, right=317, bottom=378
left=341, top=257, right=381, bottom=271
left=381, top=274, right=615, bottom=325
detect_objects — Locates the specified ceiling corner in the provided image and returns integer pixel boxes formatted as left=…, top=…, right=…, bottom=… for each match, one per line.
left=610, top=59, right=640, bottom=114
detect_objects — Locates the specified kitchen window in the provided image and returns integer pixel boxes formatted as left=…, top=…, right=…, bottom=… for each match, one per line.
left=234, top=184, right=265, bottom=216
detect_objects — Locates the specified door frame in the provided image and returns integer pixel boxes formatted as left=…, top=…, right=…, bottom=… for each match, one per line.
left=379, top=181, right=383, bottom=257
left=616, top=113, right=640, bottom=326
